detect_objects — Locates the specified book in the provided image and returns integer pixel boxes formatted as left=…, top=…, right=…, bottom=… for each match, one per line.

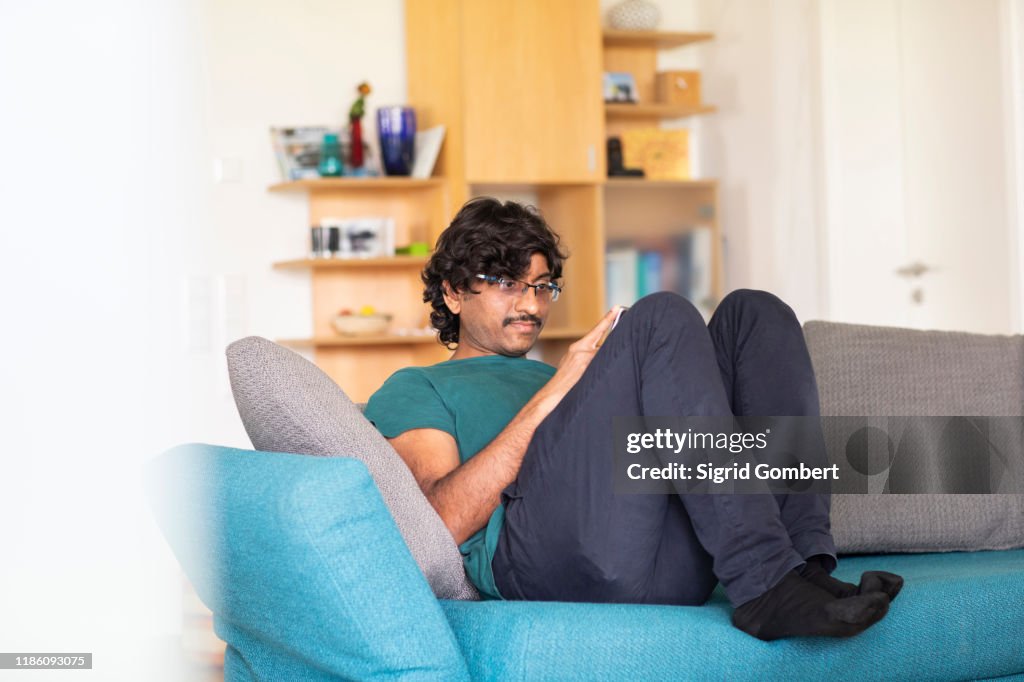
left=670, top=228, right=713, bottom=319
left=637, top=250, right=664, bottom=298
left=605, top=246, right=639, bottom=309
left=605, top=228, right=713, bottom=315
left=411, top=125, right=446, bottom=179
left=674, top=233, right=693, bottom=299
left=688, top=227, right=714, bottom=319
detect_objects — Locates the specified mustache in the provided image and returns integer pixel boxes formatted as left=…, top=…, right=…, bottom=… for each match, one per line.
left=504, top=315, right=542, bottom=327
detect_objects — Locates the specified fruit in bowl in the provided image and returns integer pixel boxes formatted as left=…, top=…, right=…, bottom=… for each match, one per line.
left=332, top=306, right=393, bottom=336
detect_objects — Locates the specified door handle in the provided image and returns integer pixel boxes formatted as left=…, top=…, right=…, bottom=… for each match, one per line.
left=895, top=261, right=934, bottom=278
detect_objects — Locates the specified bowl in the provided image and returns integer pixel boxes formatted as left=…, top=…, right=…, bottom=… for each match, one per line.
left=332, top=313, right=392, bottom=336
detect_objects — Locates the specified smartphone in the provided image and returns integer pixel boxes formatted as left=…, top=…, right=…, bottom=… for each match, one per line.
left=596, top=306, right=628, bottom=348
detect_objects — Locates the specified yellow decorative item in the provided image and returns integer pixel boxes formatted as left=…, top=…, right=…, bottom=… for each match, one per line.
left=621, top=128, right=690, bottom=180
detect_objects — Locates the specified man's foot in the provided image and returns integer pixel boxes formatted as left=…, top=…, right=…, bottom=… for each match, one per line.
left=800, top=554, right=904, bottom=602
left=731, top=568, right=891, bottom=641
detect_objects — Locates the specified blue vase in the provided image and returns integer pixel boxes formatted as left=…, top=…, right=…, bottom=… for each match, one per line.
left=377, top=106, right=416, bottom=176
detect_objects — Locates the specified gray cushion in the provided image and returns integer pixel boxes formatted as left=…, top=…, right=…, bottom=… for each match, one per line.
left=225, top=336, right=479, bottom=600
left=803, top=320, right=1024, bottom=553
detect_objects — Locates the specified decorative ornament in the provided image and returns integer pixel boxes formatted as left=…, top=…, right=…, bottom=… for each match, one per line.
left=348, top=81, right=371, bottom=170
left=607, top=0, right=661, bottom=31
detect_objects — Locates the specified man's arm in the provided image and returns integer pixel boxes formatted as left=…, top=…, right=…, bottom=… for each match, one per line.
left=388, top=307, right=622, bottom=545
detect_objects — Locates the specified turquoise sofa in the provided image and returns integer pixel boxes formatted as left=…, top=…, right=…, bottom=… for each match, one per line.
left=148, top=442, right=1024, bottom=682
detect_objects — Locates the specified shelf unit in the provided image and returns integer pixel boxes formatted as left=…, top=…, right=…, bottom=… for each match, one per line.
left=269, top=177, right=451, bottom=402
left=270, top=4, right=726, bottom=398
left=403, top=1, right=722, bottom=364
left=600, top=27, right=722, bottom=311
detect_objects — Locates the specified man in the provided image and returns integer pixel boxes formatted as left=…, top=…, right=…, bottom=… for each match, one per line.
left=364, top=197, right=903, bottom=641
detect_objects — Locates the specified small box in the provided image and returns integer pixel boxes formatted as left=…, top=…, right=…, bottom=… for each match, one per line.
left=655, top=71, right=702, bottom=107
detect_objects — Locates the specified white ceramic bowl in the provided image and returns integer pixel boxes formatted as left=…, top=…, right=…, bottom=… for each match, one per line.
left=331, top=314, right=392, bottom=336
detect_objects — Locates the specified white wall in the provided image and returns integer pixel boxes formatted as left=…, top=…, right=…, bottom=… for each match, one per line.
left=691, top=0, right=828, bottom=322
left=1, top=1, right=206, bottom=678
left=188, top=0, right=407, bottom=448
left=0, top=1, right=409, bottom=678
left=1007, top=0, right=1024, bottom=332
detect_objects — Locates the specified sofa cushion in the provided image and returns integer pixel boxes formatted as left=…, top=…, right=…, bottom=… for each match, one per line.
left=146, top=444, right=471, bottom=681
left=225, top=336, right=478, bottom=600
left=441, top=549, right=1024, bottom=681
left=803, top=320, right=1024, bottom=553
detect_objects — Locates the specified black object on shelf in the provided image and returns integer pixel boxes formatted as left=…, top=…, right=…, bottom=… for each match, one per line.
left=328, top=226, right=341, bottom=256
left=311, top=225, right=326, bottom=258
left=606, top=137, right=645, bottom=178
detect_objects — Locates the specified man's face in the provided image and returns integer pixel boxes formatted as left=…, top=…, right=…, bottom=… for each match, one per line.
left=443, top=252, right=554, bottom=359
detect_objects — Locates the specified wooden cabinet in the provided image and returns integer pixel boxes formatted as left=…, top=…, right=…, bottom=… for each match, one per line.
left=455, top=0, right=605, bottom=183
left=407, top=0, right=609, bottom=366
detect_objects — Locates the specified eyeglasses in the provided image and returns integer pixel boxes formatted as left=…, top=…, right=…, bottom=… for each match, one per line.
left=474, top=274, right=562, bottom=302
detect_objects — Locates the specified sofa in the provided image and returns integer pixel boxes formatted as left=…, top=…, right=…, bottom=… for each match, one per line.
left=146, top=320, right=1024, bottom=681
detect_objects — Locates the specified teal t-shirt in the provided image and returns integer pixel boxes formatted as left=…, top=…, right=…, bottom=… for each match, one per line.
left=363, top=354, right=557, bottom=599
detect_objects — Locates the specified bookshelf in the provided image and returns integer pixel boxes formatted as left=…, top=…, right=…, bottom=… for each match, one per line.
left=600, top=25, right=722, bottom=317
left=268, top=177, right=451, bottom=402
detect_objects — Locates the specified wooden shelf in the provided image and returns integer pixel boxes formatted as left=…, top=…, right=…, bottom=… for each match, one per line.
left=602, top=30, right=714, bottom=49
left=278, top=334, right=439, bottom=348
left=605, top=103, right=717, bottom=119
left=605, top=178, right=717, bottom=189
left=273, top=255, right=430, bottom=270
left=470, top=180, right=603, bottom=188
left=540, top=326, right=590, bottom=340
left=268, top=177, right=445, bottom=192
left=280, top=327, right=591, bottom=348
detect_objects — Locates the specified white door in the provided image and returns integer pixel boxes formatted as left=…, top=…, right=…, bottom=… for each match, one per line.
left=819, top=0, right=1019, bottom=334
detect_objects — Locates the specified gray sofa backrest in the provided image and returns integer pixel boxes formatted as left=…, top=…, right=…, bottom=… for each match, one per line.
left=803, top=320, right=1024, bottom=553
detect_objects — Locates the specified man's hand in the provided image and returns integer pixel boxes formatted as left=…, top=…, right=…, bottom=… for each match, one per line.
left=388, top=307, right=623, bottom=546
left=534, top=306, right=623, bottom=409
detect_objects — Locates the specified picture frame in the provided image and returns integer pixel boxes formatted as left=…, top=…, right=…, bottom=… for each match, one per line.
left=603, top=71, right=639, bottom=103
left=319, top=216, right=396, bottom=258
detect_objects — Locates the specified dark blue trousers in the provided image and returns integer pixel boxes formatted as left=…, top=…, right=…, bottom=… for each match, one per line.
left=492, top=290, right=838, bottom=607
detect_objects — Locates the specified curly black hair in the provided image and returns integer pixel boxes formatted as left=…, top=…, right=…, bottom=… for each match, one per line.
left=423, top=197, right=569, bottom=349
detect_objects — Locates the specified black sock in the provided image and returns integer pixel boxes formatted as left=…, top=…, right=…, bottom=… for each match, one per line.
left=731, top=568, right=891, bottom=641
left=800, top=554, right=904, bottom=602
